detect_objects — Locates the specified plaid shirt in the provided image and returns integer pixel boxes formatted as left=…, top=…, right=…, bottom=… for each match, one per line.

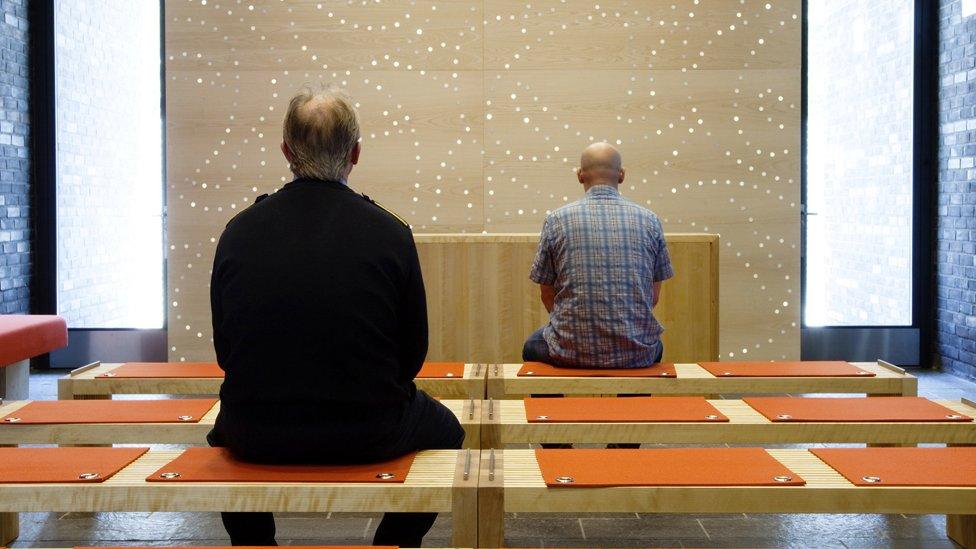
left=529, top=185, right=674, bottom=367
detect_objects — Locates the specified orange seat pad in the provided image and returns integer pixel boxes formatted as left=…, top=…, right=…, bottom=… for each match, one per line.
left=697, top=360, right=875, bottom=377
left=147, top=447, right=416, bottom=483
left=80, top=547, right=397, bottom=549
left=524, top=396, right=729, bottom=423
left=0, top=314, right=67, bottom=366
left=812, top=447, right=976, bottom=486
left=99, top=362, right=224, bottom=378
left=1, top=398, right=219, bottom=425
left=0, top=447, right=147, bottom=483
left=102, top=362, right=459, bottom=379
left=416, top=362, right=464, bottom=378
left=743, top=396, right=973, bottom=423
left=535, top=448, right=804, bottom=487
left=518, top=361, right=677, bottom=377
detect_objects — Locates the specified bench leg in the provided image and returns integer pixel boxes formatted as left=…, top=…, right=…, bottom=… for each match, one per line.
left=0, top=359, right=29, bottom=400
left=0, top=512, right=18, bottom=546
left=0, top=442, right=18, bottom=545
left=948, top=515, right=976, bottom=548
left=948, top=443, right=976, bottom=546
left=478, top=450, right=505, bottom=548
left=451, top=449, right=479, bottom=548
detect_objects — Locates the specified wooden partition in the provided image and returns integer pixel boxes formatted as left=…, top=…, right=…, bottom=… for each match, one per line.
left=416, top=233, right=718, bottom=364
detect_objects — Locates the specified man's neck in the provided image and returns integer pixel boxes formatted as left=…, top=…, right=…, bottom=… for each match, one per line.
left=584, top=182, right=619, bottom=192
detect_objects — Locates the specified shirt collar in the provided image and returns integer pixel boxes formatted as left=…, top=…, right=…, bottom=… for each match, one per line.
left=586, top=184, right=620, bottom=197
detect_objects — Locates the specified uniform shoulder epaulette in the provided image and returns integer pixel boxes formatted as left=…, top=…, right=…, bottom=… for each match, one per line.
left=361, top=192, right=410, bottom=228
left=226, top=192, right=270, bottom=228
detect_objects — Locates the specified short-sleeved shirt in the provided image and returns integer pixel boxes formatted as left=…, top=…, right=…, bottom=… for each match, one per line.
left=529, top=185, right=674, bottom=368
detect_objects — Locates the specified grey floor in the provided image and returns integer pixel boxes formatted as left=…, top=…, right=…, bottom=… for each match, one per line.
left=11, top=368, right=976, bottom=548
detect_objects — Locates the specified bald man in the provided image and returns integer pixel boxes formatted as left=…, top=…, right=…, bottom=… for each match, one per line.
left=524, top=143, right=674, bottom=368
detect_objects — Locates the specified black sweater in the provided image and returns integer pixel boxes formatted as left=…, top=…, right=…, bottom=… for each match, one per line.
left=210, top=178, right=428, bottom=418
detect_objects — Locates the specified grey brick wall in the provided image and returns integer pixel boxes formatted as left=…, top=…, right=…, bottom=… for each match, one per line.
left=0, top=0, right=30, bottom=314
left=938, top=0, right=976, bottom=380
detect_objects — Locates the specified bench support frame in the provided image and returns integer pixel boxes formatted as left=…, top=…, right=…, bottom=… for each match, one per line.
left=0, top=359, right=29, bottom=401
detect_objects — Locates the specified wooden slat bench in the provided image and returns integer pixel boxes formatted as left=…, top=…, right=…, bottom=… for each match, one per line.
left=0, top=449, right=478, bottom=547
left=482, top=397, right=976, bottom=447
left=57, top=362, right=488, bottom=400
left=486, top=361, right=917, bottom=399
left=0, top=399, right=481, bottom=450
left=477, top=448, right=976, bottom=548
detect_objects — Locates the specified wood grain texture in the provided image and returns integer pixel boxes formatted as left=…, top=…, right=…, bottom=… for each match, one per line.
left=57, top=363, right=486, bottom=402
left=495, top=447, right=976, bottom=512
left=488, top=361, right=916, bottom=399
left=417, top=233, right=718, bottom=363
left=0, top=449, right=458, bottom=513
left=0, top=399, right=479, bottom=450
left=491, top=399, right=976, bottom=445
left=166, top=0, right=801, bottom=362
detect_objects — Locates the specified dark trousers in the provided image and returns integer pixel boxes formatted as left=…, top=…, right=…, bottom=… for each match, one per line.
left=522, top=327, right=664, bottom=449
left=209, top=390, right=465, bottom=546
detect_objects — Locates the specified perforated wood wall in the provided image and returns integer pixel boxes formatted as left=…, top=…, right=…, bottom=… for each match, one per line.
left=166, top=0, right=801, bottom=362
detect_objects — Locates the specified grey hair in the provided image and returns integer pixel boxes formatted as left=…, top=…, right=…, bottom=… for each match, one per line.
left=282, top=85, right=361, bottom=182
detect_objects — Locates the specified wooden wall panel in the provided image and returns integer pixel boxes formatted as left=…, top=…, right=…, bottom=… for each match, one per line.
left=166, top=0, right=800, bottom=362
left=415, top=234, right=718, bottom=364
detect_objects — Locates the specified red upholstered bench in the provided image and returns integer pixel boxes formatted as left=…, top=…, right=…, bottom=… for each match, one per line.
left=0, top=315, right=67, bottom=400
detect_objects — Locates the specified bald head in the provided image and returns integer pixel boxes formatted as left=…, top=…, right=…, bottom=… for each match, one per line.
left=577, top=142, right=624, bottom=190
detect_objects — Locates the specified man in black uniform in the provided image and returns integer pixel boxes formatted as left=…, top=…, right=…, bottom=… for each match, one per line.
left=207, top=86, right=464, bottom=546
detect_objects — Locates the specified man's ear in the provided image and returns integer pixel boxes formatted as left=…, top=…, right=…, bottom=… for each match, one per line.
left=280, top=141, right=293, bottom=164
left=577, top=167, right=585, bottom=185
left=350, top=141, right=361, bottom=165
left=619, top=167, right=626, bottom=184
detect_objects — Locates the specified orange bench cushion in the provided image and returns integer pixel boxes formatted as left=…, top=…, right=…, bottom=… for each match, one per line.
left=812, top=447, right=976, bottom=486
left=0, top=447, right=147, bottom=483
left=101, top=362, right=460, bottom=379
left=697, top=361, right=875, bottom=377
left=99, top=362, right=224, bottom=378
left=743, top=396, right=972, bottom=422
left=416, top=362, right=464, bottom=378
left=0, top=314, right=67, bottom=366
left=518, top=362, right=677, bottom=377
left=524, top=396, right=729, bottom=423
left=535, top=448, right=805, bottom=487
left=147, top=447, right=416, bottom=483
left=1, top=398, right=218, bottom=424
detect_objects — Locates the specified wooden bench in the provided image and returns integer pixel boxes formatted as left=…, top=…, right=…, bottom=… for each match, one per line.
left=0, top=399, right=481, bottom=450
left=57, top=362, right=488, bottom=401
left=486, top=361, right=917, bottom=399
left=477, top=448, right=976, bottom=548
left=481, top=397, right=976, bottom=447
left=0, top=448, right=479, bottom=547
left=0, top=315, right=67, bottom=400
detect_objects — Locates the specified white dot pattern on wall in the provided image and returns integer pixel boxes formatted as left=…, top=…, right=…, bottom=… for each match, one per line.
left=167, top=0, right=800, bottom=362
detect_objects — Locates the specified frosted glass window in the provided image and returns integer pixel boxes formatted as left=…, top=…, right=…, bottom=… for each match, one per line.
left=805, top=0, right=914, bottom=327
left=55, top=0, right=164, bottom=329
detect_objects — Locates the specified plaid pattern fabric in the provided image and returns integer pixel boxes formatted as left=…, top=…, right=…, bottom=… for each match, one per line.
left=529, top=185, right=674, bottom=368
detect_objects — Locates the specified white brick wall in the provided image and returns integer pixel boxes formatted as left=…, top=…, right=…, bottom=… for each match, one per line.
left=54, top=0, right=164, bottom=328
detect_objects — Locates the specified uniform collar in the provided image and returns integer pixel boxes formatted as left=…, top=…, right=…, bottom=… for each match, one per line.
left=283, top=177, right=353, bottom=192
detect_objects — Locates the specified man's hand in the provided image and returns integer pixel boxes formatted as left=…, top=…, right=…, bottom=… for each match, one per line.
left=540, top=284, right=556, bottom=313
